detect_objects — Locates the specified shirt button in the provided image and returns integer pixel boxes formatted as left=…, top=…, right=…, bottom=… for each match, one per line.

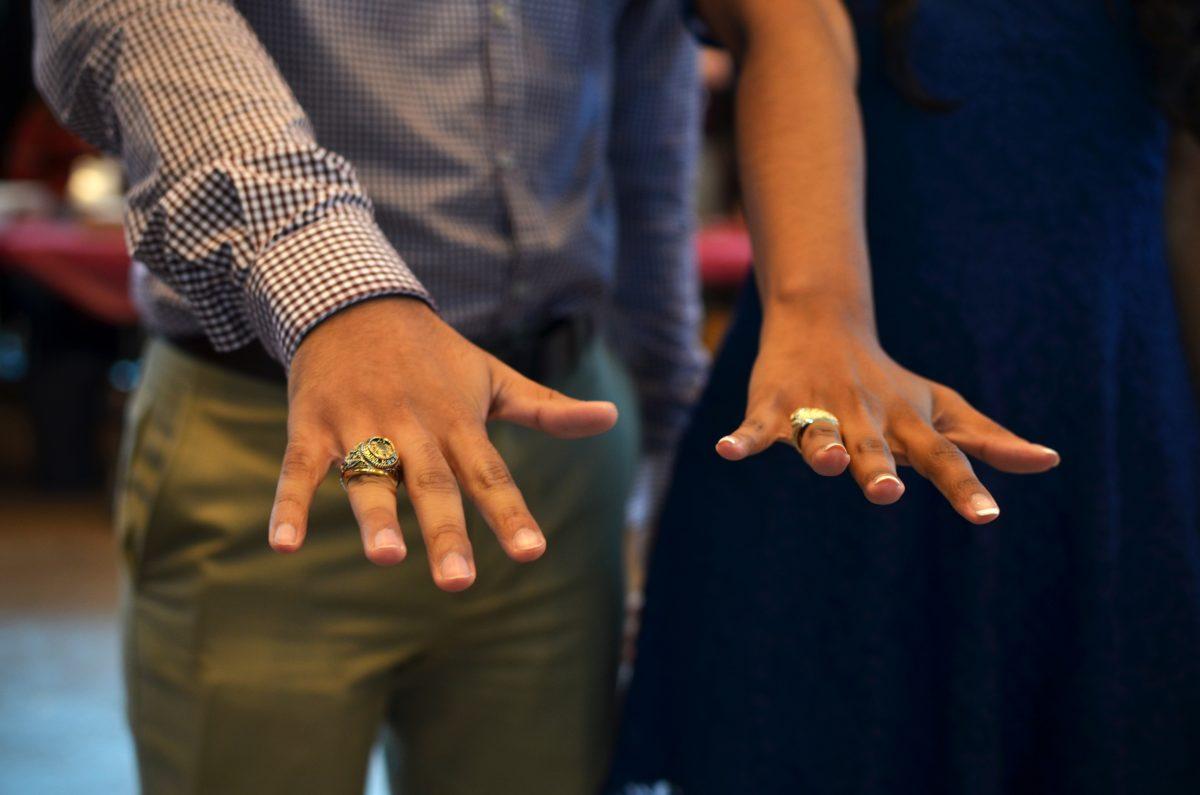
left=496, top=151, right=516, bottom=170
left=490, top=3, right=510, bottom=24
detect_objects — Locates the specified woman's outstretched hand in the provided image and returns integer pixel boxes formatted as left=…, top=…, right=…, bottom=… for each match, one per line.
left=715, top=306, right=1060, bottom=523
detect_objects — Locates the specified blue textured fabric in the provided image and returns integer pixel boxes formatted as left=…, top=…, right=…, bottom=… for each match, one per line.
left=612, top=1, right=1200, bottom=792
left=34, top=0, right=706, bottom=452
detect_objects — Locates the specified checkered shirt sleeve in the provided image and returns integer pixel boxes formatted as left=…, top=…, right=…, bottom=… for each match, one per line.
left=609, top=0, right=709, bottom=454
left=32, top=0, right=432, bottom=364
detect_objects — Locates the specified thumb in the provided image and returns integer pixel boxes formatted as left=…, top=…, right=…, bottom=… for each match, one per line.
left=936, top=389, right=1060, bottom=474
left=489, top=360, right=618, bottom=438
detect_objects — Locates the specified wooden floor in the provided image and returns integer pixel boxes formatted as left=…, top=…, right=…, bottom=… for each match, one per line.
left=0, top=495, right=135, bottom=794
left=0, top=494, right=393, bottom=794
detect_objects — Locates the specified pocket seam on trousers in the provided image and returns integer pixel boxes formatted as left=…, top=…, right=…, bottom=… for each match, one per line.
left=116, top=356, right=198, bottom=587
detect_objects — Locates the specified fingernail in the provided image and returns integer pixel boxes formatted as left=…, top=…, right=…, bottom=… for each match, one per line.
left=871, top=473, right=904, bottom=491
left=717, top=435, right=740, bottom=450
left=1037, top=445, right=1061, bottom=466
left=820, top=442, right=848, bottom=455
left=373, top=528, right=403, bottom=552
left=273, top=523, right=297, bottom=546
left=970, top=493, right=1000, bottom=518
left=512, top=527, right=544, bottom=551
left=440, top=552, right=472, bottom=581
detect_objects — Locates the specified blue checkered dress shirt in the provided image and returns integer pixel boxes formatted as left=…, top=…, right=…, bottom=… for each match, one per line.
left=33, top=0, right=707, bottom=452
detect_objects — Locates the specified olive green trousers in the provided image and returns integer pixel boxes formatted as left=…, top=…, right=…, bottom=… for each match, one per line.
left=115, top=338, right=638, bottom=795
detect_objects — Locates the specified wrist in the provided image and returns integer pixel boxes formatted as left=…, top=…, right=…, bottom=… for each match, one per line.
left=246, top=210, right=432, bottom=365
left=759, top=288, right=877, bottom=339
left=298, top=294, right=436, bottom=347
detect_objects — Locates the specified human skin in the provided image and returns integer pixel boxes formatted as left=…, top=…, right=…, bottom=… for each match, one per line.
left=698, top=0, right=1060, bottom=523
left=269, top=296, right=618, bottom=591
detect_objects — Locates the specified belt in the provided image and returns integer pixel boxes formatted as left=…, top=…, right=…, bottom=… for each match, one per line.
left=164, top=314, right=596, bottom=386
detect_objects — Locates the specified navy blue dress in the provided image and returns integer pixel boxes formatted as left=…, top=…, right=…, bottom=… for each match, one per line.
left=611, top=1, right=1200, bottom=793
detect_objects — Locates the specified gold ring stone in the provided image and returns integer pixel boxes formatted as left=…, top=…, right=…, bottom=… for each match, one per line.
left=789, top=407, right=840, bottom=449
left=340, top=436, right=400, bottom=489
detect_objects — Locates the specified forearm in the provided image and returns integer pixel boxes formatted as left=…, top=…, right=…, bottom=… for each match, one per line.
left=700, top=0, right=873, bottom=330
left=1167, top=132, right=1200, bottom=391
left=33, top=0, right=430, bottom=363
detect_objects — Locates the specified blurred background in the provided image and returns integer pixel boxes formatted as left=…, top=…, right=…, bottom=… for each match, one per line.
left=0, top=5, right=747, bottom=792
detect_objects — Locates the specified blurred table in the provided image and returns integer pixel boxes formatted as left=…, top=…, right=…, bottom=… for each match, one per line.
left=0, top=216, right=750, bottom=328
left=696, top=219, right=752, bottom=348
left=697, top=219, right=752, bottom=289
left=0, top=218, right=134, bottom=326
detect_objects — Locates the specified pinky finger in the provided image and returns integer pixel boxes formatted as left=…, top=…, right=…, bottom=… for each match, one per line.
left=716, top=404, right=783, bottom=461
left=269, top=437, right=330, bottom=552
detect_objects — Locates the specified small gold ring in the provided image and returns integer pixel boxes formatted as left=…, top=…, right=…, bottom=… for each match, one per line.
left=789, top=407, right=840, bottom=450
left=340, top=436, right=401, bottom=490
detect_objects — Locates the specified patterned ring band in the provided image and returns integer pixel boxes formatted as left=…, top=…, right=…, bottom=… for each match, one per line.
left=339, top=436, right=401, bottom=490
left=789, top=407, right=840, bottom=450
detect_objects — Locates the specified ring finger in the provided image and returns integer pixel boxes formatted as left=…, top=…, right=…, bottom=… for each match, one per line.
left=796, top=417, right=851, bottom=477
left=344, top=472, right=408, bottom=565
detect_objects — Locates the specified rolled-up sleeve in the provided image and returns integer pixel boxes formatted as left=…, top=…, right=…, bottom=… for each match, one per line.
left=608, top=0, right=709, bottom=455
left=33, top=0, right=432, bottom=364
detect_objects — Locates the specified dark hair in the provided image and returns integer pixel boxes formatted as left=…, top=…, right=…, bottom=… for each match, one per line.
left=880, top=0, right=1200, bottom=134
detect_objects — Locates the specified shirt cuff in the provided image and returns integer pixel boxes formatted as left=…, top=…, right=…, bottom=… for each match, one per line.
left=634, top=352, right=709, bottom=455
left=682, top=0, right=722, bottom=47
left=245, top=207, right=433, bottom=365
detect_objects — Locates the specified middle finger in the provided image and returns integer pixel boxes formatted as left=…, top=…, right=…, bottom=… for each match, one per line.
left=797, top=417, right=851, bottom=477
left=840, top=412, right=906, bottom=505
left=400, top=434, right=476, bottom=591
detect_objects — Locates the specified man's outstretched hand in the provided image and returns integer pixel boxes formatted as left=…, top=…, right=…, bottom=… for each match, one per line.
left=267, top=297, right=618, bottom=591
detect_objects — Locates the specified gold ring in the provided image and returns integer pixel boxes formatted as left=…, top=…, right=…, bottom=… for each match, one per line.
left=340, top=436, right=401, bottom=490
left=789, top=407, right=840, bottom=450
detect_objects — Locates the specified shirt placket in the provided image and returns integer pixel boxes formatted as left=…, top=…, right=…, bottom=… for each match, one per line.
left=484, top=0, right=537, bottom=335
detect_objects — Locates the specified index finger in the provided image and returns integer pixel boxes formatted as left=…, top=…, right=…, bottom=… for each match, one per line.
left=444, top=426, right=547, bottom=564
left=897, top=423, right=1001, bottom=524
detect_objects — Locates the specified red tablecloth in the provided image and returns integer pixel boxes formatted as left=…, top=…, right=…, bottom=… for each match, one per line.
left=0, top=218, right=136, bottom=325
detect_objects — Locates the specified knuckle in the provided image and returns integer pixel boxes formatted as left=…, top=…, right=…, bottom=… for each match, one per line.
left=443, top=411, right=481, bottom=437
left=926, top=440, right=965, bottom=467
left=281, top=445, right=320, bottom=479
left=951, top=476, right=983, bottom=497
left=494, top=503, right=527, bottom=529
left=361, top=506, right=395, bottom=528
left=273, top=493, right=307, bottom=514
left=415, top=439, right=445, bottom=466
left=428, top=521, right=466, bottom=545
left=763, top=391, right=792, bottom=413
left=413, top=466, right=458, bottom=495
left=473, top=459, right=513, bottom=491
left=887, top=404, right=924, bottom=428
left=853, top=437, right=887, bottom=455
